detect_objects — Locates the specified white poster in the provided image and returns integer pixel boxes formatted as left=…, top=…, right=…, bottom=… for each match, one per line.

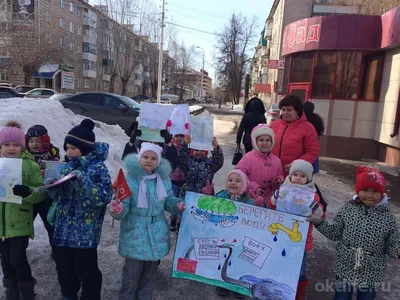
left=276, top=185, right=316, bottom=217
left=169, top=105, right=190, bottom=135
left=0, top=158, right=23, bottom=204
left=190, top=115, right=214, bottom=151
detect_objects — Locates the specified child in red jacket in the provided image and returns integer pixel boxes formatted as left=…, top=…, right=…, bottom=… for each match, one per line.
left=268, top=159, right=324, bottom=300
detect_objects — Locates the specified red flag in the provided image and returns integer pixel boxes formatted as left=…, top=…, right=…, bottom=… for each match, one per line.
left=112, top=169, right=132, bottom=201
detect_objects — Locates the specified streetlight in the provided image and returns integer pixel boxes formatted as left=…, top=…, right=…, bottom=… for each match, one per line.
left=196, top=46, right=205, bottom=104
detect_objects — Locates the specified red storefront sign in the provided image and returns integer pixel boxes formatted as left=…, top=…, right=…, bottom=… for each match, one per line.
left=278, top=60, right=285, bottom=69
left=254, top=84, right=271, bottom=93
left=267, top=60, right=279, bottom=69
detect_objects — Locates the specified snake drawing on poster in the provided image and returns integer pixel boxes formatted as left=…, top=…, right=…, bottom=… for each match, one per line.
left=172, top=192, right=309, bottom=299
left=0, top=158, right=23, bottom=204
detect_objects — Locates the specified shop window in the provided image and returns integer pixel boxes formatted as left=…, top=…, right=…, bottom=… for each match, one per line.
left=281, top=56, right=290, bottom=94
left=334, top=52, right=362, bottom=99
left=44, top=79, right=52, bottom=89
left=360, top=54, right=384, bottom=101
left=311, top=52, right=336, bottom=98
left=289, top=52, right=313, bottom=83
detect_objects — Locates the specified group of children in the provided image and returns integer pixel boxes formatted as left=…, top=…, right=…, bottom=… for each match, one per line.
left=0, top=118, right=399, bottom=300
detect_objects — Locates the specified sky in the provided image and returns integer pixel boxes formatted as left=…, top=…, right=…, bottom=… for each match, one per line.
left=165, top=0, right=273, bottom=82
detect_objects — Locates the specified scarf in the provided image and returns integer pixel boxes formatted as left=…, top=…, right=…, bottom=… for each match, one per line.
left=137, top=173, right=168, bottom=208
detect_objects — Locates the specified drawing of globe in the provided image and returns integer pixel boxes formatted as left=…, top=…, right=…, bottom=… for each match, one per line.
left=0, top=186, right=7, bottom=197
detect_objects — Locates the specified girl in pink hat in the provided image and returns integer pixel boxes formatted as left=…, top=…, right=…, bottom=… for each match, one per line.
left=236, top=123, right=283, bottom=207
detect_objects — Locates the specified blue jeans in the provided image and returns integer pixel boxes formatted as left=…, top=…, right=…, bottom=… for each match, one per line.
left=299, top=252, right=307, bottom=282
left=333, top=278, right=376, bottom=300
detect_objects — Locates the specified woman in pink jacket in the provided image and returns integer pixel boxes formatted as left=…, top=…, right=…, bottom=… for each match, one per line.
left=236, top=124, right=283, bottom=207
left=270, top=95, right=320, bottom=177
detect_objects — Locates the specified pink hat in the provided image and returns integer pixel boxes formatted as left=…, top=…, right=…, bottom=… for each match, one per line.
left=0, top=121, right=25, bottom=148
left=227, top=169, right=248, bottom=194
left=251, top=124, right=275, bottom=152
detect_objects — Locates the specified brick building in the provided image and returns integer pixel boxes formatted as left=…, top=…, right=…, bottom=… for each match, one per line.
left=0, top=0, right=175, bottom=98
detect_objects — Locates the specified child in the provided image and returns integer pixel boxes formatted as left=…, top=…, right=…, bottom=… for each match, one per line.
left=179, top=135, right=224, bottom=197
left=25, top=124, right=60, bottom=259
left=169, top=134, right=186, bottom=231
left=236, top=124, right=283, bottom=206
left=269, top=159, right=324, bottom=300
left=307, top=166, right=400, bottom=300
left=109, top=142, right=185, bottom=299
left=0, top=121, right=45, bottom=300
left=47, top=119, right=113, bottom=300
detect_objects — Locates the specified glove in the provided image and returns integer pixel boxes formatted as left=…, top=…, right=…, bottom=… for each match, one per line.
left=109, top=199, right=123, bottom=215
left=202, top=180, right=214, bottom=195
left=160, top=130, right=172, bottom=144
left=130, top=129, right=142, bottom=144
left=306, top=214, right=323, bottom=226
left=70, top=170, right=83, bottom=180
left=13, top=185, right=32, bottom=198
left=177, top=201, right=185, bottom=212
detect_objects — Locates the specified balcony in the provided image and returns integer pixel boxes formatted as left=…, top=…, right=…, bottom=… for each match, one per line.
left=261, top=47, right=270, bottom=58
left=264, top=27, right=272, bottom=39
left=313, top=4, right=359, bottom=16
left=83, top=52, right=97, bottom=62
left=83, top=70, right=96, bottom=78
left=83, top=33, right=96, bottom=44
left=103, top=74, right=110, bottom=81
left=83, top=17, right=97, bottom=28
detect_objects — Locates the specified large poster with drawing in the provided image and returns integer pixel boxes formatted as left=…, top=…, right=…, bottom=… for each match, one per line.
left=189, top=116, right=214, bottom=151
left=172, top=192, right=309, bottom=299
left=0, top=158, right=23, bottom=204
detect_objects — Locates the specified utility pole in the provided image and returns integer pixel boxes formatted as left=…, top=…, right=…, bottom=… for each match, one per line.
left=196, top=46, right=204, bottom=103
left=156, top=0, right=166, bottom=104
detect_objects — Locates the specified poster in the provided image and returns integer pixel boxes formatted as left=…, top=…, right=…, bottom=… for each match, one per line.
left=44, top=161, right=67, bottom=180
left=173, top=192, right=309, bottom=299
left=276, top=185, right=316, bottom=217
left=37, top=173, right=75, bottom=191
left=62, top=71, right=75, bottom=90
left=169, top=105, right=190, bottom=135
left=189, top=115, right=214, bottom=151
left=0, top=158, right=23, bottom=204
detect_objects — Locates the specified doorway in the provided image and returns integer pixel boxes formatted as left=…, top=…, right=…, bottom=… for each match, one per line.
left=289, top=84, right=310, bottom=103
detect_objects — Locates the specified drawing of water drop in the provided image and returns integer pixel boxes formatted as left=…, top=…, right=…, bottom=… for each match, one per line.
left=218, top=264, right=221, bottom=270
left=224, top=254, right=227, bottom=258
left=281, top=249, right=286, bottom=257
left=229, top=261, right=232, bottom=266
left=273, top=236, right=278, bottom=242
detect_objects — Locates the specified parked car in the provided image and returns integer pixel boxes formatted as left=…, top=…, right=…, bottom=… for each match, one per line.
left=60, top=92, right=140, bottom=135
left=15, top=85, right=34, bottom=93
left=49, top=93, right=74, bottom=101
left=132, top=95, right=151, bottom=102
left=185, top=98, right=197, bottom=103
left=266, top=103, right=280, bottom=124
left=0, top=87, right=25, bottom=98
left=24, top=88, right=57, bottom=98
left=160, top=96, right=172, bottom=104
left=0, top=92, right=13, bottom=98
left=0, top=83, right=16, bottom=88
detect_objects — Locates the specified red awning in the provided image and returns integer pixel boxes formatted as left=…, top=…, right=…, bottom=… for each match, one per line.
left=254, top=84, right=271, bottom=93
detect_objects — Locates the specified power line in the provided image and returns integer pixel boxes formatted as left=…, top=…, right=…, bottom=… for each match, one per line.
left=165, top=21, right=218, bottom=36
left=167, top=9, right=224, bottom=27
left=168, top=2, right=225, bottom=19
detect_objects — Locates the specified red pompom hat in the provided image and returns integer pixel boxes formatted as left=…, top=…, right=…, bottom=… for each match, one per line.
left=355, top=166, right=386, bottom=196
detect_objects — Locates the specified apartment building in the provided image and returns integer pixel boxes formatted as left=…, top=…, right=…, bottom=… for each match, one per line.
left=183, top=69, right=213, bottom=99
left=0, top=0, right=175, bottom=98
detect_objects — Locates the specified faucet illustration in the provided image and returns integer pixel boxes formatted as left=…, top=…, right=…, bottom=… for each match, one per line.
left=268, top=220, right=302, bottom=243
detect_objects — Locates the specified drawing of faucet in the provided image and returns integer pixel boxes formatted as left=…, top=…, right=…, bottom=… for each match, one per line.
left=268, top=220, right=302, bottom=243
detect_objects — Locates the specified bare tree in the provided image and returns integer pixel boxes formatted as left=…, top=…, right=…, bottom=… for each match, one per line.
left=215, top=13, right=257, bottom=105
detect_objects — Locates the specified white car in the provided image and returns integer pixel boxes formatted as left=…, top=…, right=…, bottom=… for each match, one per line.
left=24, top=88, right=57, bottom=98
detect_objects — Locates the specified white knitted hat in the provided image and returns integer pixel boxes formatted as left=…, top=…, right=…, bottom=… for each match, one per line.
left=138, top=142, right=163, bottom=166
left=289, top=159, right=314, bottom=182
left=251, top=124, right=275, bottom=152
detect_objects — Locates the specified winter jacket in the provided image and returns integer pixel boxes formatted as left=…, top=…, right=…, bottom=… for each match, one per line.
left=29, top=143, right=60, bottom=174
left=170, top=142, right=185, bottom=184
left=268, top=176, right=324, bottom=251
left=270, top=113, right=319, bottom=177
left=216, top=190, right=255, bottom=206
left=50, top=142, right=113, bottom=248
left=236, top=149, right=283, bottom=204
left=0, top=150, right=45, bottom=240
left=236, top=99, right=266, bottom=145
left=316, top=195, right=400, bottom=288
left=179, top=142, right=224, bottom=197
left=111, top=155, right=181, bottom=261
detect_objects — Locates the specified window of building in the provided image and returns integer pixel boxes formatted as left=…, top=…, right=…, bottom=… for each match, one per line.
left=70, top=22, right=74, bottom=33
left=44, top=79, right=52, bottom=89
left=103, top=81, right=109, bottom=90
left=77, top=7, right=82, bottom=17
left=69, top=2, right=74, bottom=12
left=334, top=52, right=362, bottom=99
left=59, top=17, right=64, bottom=27
left=289, top=52, right=313, bottom=83
left=83, top=60, right=96, bottom=71
left=84, top=79, right=90, bottom=88
left=82, top=42, right=97, bottom=55
left=60, top=37, right=65, bottom=47
left=77, top=26, right=82, bottom=35
left=69, top=40, right=74, bottom=51
left=281, top=56, right=291, bottom=95
left=311, top=52, right=337, bottom=98
left=0, top=71, right=9, bottom=81
left=34, top=78, right=40, bottom=87
left=60, top=0, right=65, bottom=8
left=77, top=78, right=80, bottom=88
left=359, top=54, right=384, bottom=101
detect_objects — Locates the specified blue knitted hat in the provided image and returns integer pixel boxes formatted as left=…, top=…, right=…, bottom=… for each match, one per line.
left=64, top=119, right=95, bottom=156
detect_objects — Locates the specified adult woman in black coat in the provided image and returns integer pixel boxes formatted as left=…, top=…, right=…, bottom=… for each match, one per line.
left=236, top=97, right=266, bottom=152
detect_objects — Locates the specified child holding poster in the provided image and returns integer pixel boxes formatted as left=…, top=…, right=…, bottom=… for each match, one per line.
left=25, top=124, right=60, bottom=259
left=268, top=159, right=324, bottom=300
left=109, top=142, right=185, bottom=299
left=0, top=120, right=45, bottom=300
left=236, top=124, right=283, bottom=206
left=307, top=166, right=400, bottom=300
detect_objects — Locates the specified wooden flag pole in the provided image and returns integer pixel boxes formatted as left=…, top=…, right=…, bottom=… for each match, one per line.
left=111, top=187, right=120, bottom=228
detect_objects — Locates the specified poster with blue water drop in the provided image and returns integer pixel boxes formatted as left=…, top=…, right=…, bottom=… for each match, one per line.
left=0, top=158, right=23, bottom=204
left=172, top=192, right=310, bottom=299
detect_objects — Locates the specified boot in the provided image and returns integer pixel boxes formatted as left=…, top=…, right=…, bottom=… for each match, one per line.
left=3, top=277, right=19, bottom=300
left=18, top=280, right=35, bottom=300
left=295, top=280, right=308, bottom=300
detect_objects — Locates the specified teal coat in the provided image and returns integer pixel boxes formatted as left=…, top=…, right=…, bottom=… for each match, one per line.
left=111, top=154, right=181, bottom=261
left=216, top=189, right=255, bottom=205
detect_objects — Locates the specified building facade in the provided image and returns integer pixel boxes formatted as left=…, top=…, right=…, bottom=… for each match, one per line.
left=0, top=0, right=175, bottom=98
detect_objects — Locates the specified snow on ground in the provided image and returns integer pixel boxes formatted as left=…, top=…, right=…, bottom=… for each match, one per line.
left=0, top=98, right=128, bottom=178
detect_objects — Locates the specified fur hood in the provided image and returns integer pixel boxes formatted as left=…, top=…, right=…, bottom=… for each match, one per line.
left=124, top=153, right=172, bottom=180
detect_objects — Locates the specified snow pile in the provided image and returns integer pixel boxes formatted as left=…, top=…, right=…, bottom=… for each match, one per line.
left=232, top=104, right=244, bottom=111
left=0, top=98, right=128, bottom=178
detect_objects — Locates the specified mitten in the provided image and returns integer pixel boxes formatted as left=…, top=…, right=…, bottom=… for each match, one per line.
left=70, top=170, right=83, bottom=180
left=249, top=189, right=264, bottom=207
left=109, top=199, right=123, bottom=215
left=160, top=130, right=172, bottom=144
left=272, top=177, right=283, bottom=191
left=13, top=185, right=32, bottom=198
left=306, top=214, right=323, bottom=226
left=177, top=201, right=185, bottom=212
left=310, top=200, right=324, bottom=218
left=270, top=189, right=279, bottom=206
left=202, top=180, right=214, bottom=195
